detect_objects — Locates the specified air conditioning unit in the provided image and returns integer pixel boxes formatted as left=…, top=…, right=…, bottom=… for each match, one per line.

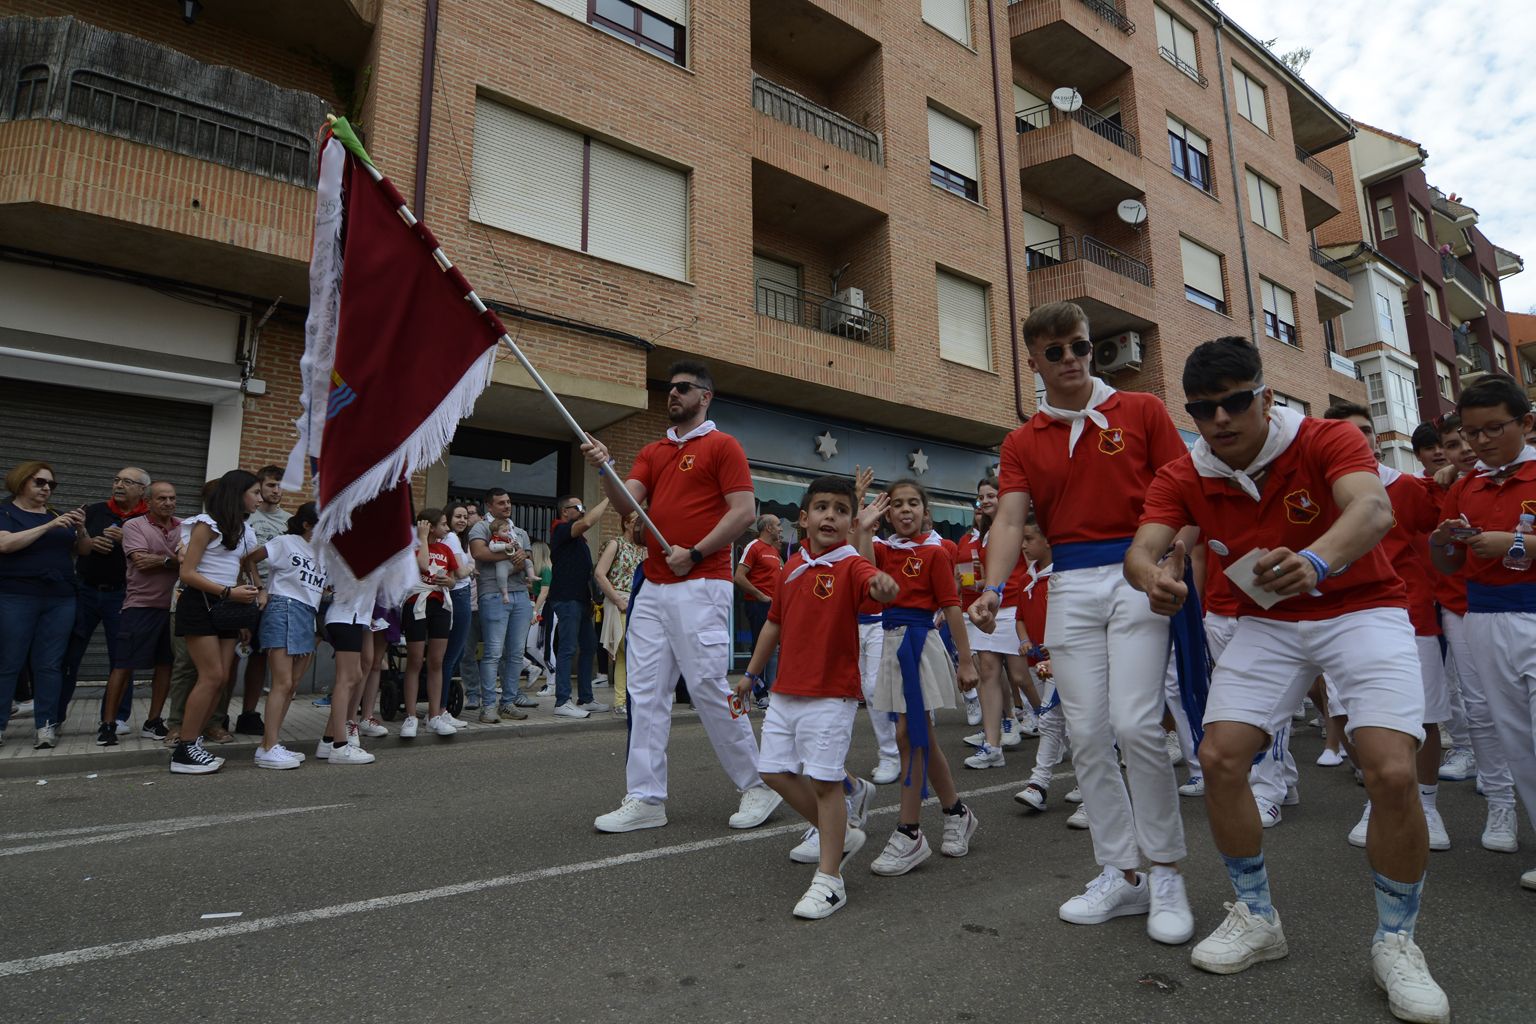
left=821, top=287, right=870, bottom=339
left=1093, top=331, right=1142, bottom=374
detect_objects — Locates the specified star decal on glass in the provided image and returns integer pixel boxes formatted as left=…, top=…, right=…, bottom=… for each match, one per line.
left=909, top=449, right=929, bottom=474
left=814, top=431, right=839, bottom=461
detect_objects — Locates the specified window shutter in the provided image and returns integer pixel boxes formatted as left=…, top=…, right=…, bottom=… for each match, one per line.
left=1272, top=283, right=1294, bottom=325
left=1014, top=84, right=1047, bottom=118
left=922, top=0, right=970, bottom=45
left=1022, top=211, right=1059, bottom=250
left=642, top=0, right=688, bottom=25
left=586, top=140, right=689, bottom=280
left=928, top=107, right=978, bottom=180
left=1261, top=279, right=1277, bottom=317
left=1172, top=18, right=1196, bottom=62
left=937, top=270, right=990, bottom=370
left=1168, top=116, right=1208, bottom=155
left=1155, top=7, right=1175, bottom=53
left=753, top=254, right=800, bottom=320
left=1181, top=237, right=1224, bottom=300
left=1262, top=179, right=1282, bottom=233
left=532, top=0, right=585, bottom=19
left=471, top=99, right=584, bottom=251
left=1245, top=170, right=1263, bottom=225
left=1234, top=68, right=1268, bottom=132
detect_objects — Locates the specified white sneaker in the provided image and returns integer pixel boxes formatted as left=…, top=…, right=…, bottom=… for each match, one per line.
left=1015, top=783, right=1047, bottom=812
left=1190, top=902, right=1288, bottom=974
left=254, top=745, right=303, bottom=770
left=553, top=703, right=590, bottom=720
left=940, top=806, right=978, bottom=857
left=1371, top=932, right=1450, bottom=1024
left=1147, top=868, right=1195, bottom=944
left=269, top=742, right=305, bottom=763
left=870, top=829, right=931, bottom=876
left=358, top=717, right=389, bottom=738
left=1522, top=867, right=1536, bottom=891
left=963, top=694, right=982, bottom=726
left=399, top=715, right=418, bottom=739
left=427, top=713, right=458, bottom=736
left=1065, top=786, right=1083, bottom=804
left=871, top=757, right=901, bottom=785
left=329, top=743, right=376, bottom=765
left=1423, top=806, right=1451, bottom=851
left=963, top=744, right=1005, bottom=770
left=789, top=827, right=821, bottom=864
left=313, top=738, right=332, bottom=760
left=729, top=786, right=782, bottom=829
left=536, top=684, right=554, bottom=697
left=999, top=718, right=1022, bottom=748
left=577, top=700, right=609, bottom=714
left=1282, top=783, right=1300, bottom=807
left=1349, top=802, right=1372, bottom=848
left=792, top=871, right=847, bottom=920
left=345, top=720, right=361, bottom=747
left=1438, top=746, right=1477, bottom=782
left=1179, top=776, right=1206, bottom=797
left=1257, top=798, right=1282, bottom=829
left=1058, top=867, right=1149, bottom=925
left=1015, top=712, right=1039, bottom=737
left=448, top=714, right=470, bottom=729
left=1066, top=805, right=1090, bottom=829
left=1316, top=748, right=1346, bottom=767
left=594, top=795, right=667, bottom=833
left=1482, top=804, right=1519, bottom=853
left=846, top=777, right=876, bottom=830
left=962, top=730, right=987, bottom=748
left=1165, top=730, right=1186, bottom=766
left=34, top=724, right=57, bottom=749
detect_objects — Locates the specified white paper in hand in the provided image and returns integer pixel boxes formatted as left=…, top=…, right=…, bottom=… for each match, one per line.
left=1222, top=548, right=1290, bottom=610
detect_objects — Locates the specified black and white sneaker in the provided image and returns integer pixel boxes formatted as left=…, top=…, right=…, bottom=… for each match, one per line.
left=96, top=722, right=118, bottom=747
left=170, top=740, right=222, bottom=775
left=140, top=717, right=169, bottom=740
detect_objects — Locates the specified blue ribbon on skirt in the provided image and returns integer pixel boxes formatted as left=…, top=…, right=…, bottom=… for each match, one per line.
left=883, top=605, right=937, bottom=797
left=1168, top=563, right=1211, bottom=755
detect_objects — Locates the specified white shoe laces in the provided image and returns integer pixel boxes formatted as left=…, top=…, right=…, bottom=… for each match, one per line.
left=1211, top=901, right=1256, bottom=939
left=1080, top=867, right=1121, bottom=902
left=1487, top=805, right=1516, bottom=834
left=1150, top=870, right=1184, bottom=905
left=1379, top=934, right=1431, bottom=982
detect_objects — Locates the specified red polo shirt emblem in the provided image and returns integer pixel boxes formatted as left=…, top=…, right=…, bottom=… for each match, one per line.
left=678, top=454, right=695, bottom=471
left=1284, top=489, right=1320, bottom=525
left=813, top=573, right=835, bottom=599
left=902, top=556, right=923, bottom=578
left=1098, top=428, right=1125, bottom=455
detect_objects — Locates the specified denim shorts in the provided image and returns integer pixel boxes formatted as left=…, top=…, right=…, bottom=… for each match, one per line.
left=258, top=595, right=319, bottom=656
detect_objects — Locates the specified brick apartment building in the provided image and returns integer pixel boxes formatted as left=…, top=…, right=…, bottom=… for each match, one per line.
left=1511, top=312, right=1536, bottom=405
left=1315, top=121, right=1525, bottom=469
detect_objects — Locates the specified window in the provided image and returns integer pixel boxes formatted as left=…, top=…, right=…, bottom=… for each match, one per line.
left=1366, top=372, right=1386, bottom=420
left=936, top=269, right=990, bottom=369
left=1271, top=391, right=1310, bottom=415
left=1155, top=6, right=1201, bottom=82
left=1181, top=237, right=1226, bottom=313
left=928, top=106, right=979, bottom=201
left=1376, top=196, right=1397, bottom=240
left=1232, top=65, right=1268, bottom=132
left=588, top=0, right=687, bottom=65
left=1410, top=204, right=1429, bottom=243
left=1387, top=369, right=1417, bottom=425
left=1023, top=211, right=1063, bottom=269
left=471, top=99, right=688, bottom=280
left=1260, top=278, right=1297, bottom=345
left=1245, top=170, right=1284, bottom=237
left=1435, top=358, right=1454, bottom=400
left=1374, top=289, right=1398, bottom=345
left=1323, top=317, right=1339, bottom=353
left=1168, top=116, right=1211, bottom=193
left=1496, top=342, right=1510, bottom=372
left=1014, top=84, right=1049, bottom=132
left=753, top=254, right=801, bottom=324
left=1423, top=284, right=1441, bottom=322
left=1483, top=272, right=1499, bottom=306
left=922, top=0, right=970, bottom=46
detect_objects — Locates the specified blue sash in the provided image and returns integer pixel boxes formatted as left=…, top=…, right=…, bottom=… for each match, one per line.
left=937, top=618, right=958, bottom=659
left=1052, top=537, right=1134, bottom=572
left=858, top=613, right=883, bottom=625
left=882, top=605, right=937, bottom=797
left=1168, top=564, right=1211, bottom=754
left=1467, top=581, right=1536, bottom=613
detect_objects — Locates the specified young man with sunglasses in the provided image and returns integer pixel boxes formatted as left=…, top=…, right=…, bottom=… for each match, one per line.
left=581, top=361, right=778, bottom=833
left=1127, top=337, right=1447, bottom=1024
left=970, top=301, right=1195, bottom=946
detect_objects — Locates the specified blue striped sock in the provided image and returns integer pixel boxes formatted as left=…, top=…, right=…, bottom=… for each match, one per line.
left=1373, top=872, right=1423, bottom=943
left=1221, top=852, right=1274, bottom=921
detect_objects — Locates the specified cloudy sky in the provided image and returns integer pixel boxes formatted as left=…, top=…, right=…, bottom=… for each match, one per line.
left=1214, top=0, right=1536, bottom=313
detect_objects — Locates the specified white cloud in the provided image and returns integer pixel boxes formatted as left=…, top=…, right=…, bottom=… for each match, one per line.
left=1214, top=0, right=1536, bottom=313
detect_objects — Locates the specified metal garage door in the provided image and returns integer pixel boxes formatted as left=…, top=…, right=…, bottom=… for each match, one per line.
left=0, top=378, right=213, bottom=682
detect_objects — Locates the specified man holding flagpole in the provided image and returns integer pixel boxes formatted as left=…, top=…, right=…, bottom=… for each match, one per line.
left=581, top=361, right=780, bottom=833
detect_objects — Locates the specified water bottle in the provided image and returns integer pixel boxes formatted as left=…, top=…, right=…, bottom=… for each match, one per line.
left=1504, top=513, right=1535, bottom=572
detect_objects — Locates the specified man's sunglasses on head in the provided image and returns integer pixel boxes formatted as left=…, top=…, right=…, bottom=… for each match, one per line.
left=1185, top=385, right=1267, bottom=423
left=1042, top=339, right=1092, bottom=363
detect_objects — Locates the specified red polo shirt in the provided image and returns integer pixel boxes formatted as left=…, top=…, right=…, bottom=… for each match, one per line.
left=1440, top=461, right=1536, bottom=588
left=1381, top=469, right=1440, bottom=636
left=874, top=539, right=959, bottom=611
left=629, top=427, right=754, bottom=585
left=1423, top=475, right=1469, bottom=615
left=738, top=538, right=782, bottom=602
left=770, top=551, right=880, bottom=699
left=1019, top=566, right=1050, bottom=658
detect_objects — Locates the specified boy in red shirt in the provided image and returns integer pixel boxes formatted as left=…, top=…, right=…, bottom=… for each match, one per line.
left=1431, top=376, right=1536, bottom=893
left=1128, top=337, right=1447, bottom=1024
left=737, top=476, right=898, bottom=919
left=734, top=514, right=784, bottom=707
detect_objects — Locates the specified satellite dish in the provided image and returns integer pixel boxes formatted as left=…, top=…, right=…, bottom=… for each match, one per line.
left=1050, top=87, right=1083, bottom=113
left=1116, top=199, right=1148, bottom=226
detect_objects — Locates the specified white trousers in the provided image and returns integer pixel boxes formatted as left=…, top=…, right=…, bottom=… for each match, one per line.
left=1441, top=633, right=1471, bottom=748
left=1046, top=564, right=1185, bottom=869
left=1443, top=610, right=1516, bottom=807
left=1028, top=668, right=1070, bottom=790
left=1164, top=642, right=1203, bottom=777
left=623, top=578, right=761, bottom=803
left=1463, top=611, right=1536, bottom=819
left=858, top=621, right=899, bottom=762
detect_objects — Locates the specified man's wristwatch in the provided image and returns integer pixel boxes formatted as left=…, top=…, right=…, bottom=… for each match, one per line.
left=688, top=547, right=703, bottom=564
left=162, top=556, right=174, bottom=569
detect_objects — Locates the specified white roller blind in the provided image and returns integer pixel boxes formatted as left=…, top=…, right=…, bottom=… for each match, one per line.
left=1168, top=115, right=1207, bottom=155
left=1014, top=83, right=1048, bottom=119
left=1262, top=279, right=1294, bottom=324
left=587, top=140, right=689, bottom=281
left=1155, top=6, right=1197, bottom=65
left=923, top=0, right=970, bottom=46
left=471, top=99, right=584, bottom=251
left=937, top=270, right=990, bottom=370
left=642, top=0, right=689, bottom=26
left=1233, top=66, right=1268, bottom=132
left=531, top=0, right=585, bottom=20
left=753, top=254, right=799, bottom=319
left=1246, top=171, right=1282, bottom=235
left=928, top=107, right=978, bottom=180
left=1181, top=237, right=1224, bottom=300
left=1023, top=211, right=1059, bottom=250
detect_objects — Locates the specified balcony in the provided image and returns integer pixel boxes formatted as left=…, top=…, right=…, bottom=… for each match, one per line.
left=755, top=280, right=889, bottom=348
left=1310, top=245, right=1353, bottom=320
left=1294, top=146, right=1342, bottom=232
left=752, top=75, right=881, bottom=164
left=1326, top=350, right=1362, bottom=380
left=195, top=0, right=376, bottom=67
left=1008, top=0, right=1134, bottom=96
left=1024, top=233, right=1155, bottom=336
left=1495, top=245, right=1524, bottom=279
left=1454, top=328, right=1490, bottom=376
left=1442, top=254, right=1488, bottom=321
left=1016, top=103, right=1143, bottom=215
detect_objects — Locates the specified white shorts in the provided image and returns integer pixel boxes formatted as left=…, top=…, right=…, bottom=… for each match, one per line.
left=1206, top=607, right=1425, bottom=743
left=1417, top=635, right=1452, bottom=724
left=758, top=694, right=859, bottom=782
left=970, top=607, right=1022, bottom=656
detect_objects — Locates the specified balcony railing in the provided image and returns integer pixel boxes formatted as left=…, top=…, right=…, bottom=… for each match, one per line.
left=1311, top=245, right=1349, bottom=282
left=1025, top=235, right=1076, bottom=271
left=1025, top=233, right=1151, bottom=287
left=1441, top=255, right=1487, bottom=302
left=1016, top=103, right=1139, bottom=157
left=2, top=15, right=329, bottom=187
left=756, top=280, right=890, bottom=348
left=1326, top=350, right=1363, bottom=380
left=1454, top=331, right=1492, bottom=373
left=751, top=74, right=883, bottom=165
left=1074, top=0, right=1136, bottom=34
left=1158, top=47, right=1208, bottom=88
left=1295, top=145, right=1335, bottom=186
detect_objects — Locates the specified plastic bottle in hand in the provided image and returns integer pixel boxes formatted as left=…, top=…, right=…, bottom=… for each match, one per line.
left=1504, top=513, right=1535, bottom=572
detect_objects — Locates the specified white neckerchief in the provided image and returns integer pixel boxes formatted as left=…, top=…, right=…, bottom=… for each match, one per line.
left=1190, top=404, right=1306, bottom=502
left=784, top=543, right=858, bottom=584
left=1037, top=378, right=1115, bottom=457
left=965, top=528, right=979, bottom=542
left=1377, top=463, right=1402, bottom=487
left=666, top=419, right=716, bottom=446
left=921, top=530, right=944, bottom=546
left=877, top=533, right=940, bottom=550
left=1475, top=445, right=1536, bottom=476
left=1023, top=560, right=1053, bottom=596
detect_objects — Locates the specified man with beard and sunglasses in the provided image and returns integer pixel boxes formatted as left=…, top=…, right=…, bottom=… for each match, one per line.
left=1127, top=337, right=1447, bottom=1024
left=580, top=360, right=779, bottom=834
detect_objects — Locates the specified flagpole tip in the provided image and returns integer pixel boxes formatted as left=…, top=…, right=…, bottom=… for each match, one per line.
left=326, top=114, right=338, bottom=125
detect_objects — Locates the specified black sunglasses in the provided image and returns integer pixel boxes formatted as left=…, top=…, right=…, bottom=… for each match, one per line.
left=1041, top=339, right=1092, bottom=363
left=1185, top=385, right=1267, bottom=423
left=30, top=476, right=58, bottom=489
left=668, top=381, right=706, bottom=395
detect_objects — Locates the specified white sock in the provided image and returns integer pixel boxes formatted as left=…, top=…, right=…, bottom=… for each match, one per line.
left=1419, top=783, right=1438, bottom=810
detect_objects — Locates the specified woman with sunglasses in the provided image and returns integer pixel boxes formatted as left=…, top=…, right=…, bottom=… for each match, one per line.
left=0, top=462, right=87, bottom=749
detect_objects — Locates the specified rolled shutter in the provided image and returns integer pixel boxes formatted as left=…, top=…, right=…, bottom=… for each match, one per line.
left=1172, top=18, right=1196, bottom=63
left=1262, top=180, right=1283, bottom=234
left=1155, top=7, right=1175, bottom=53
left=471, top=99, right=584, bottom=251
left=643, top=0, right=688, bottom=25
left=937, top=270, right=990, bottom=370
left=1023, top=211, right=1059, bottom=250
left=928, top=107, right=978, bottom=180
left=587, top=140, right=689, bottom=280
left=1181, top=237, right=1224, bottom=300
left=1273, top=283, right=1295, bottom=325
left=1169, top=116, right=1208, bottom=155
left=753, top=254, right=800, bottom=321
left=532, top=0, right=585, bottom=19
left=922, top=0, right=970, bottom=45
left=1245, top=170, right=1263, bottom=225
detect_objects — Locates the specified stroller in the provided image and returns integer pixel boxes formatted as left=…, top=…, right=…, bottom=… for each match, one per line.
left=377, top=640, right=465, bottom=721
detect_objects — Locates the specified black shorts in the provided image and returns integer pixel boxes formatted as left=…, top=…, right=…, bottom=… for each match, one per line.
left=112, top=606, right=173, bottom=669
left=402, top=595, right=451, bottom=642
left=174, top=590, right=238, bottom=640
left=326, top=622, right=367, bottom=653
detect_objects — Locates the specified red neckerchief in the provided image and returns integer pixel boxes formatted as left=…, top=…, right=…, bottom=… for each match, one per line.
left=107, top=498, right=148, bottom=518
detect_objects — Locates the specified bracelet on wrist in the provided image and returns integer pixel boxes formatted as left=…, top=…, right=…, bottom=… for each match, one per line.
left=985, top=584, right=1005, bottom=598
left=1298, top=549, right=1330, bottom=582
left=744, top=671, right=765, bottom=685
left=219, top=585, right=231, bottom=600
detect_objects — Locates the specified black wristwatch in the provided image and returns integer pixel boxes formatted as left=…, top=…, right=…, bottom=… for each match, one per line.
left=688, top=547, right=703, bottom=564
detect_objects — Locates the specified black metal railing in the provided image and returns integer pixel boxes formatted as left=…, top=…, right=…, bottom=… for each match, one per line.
left=1016, top=103, right=1139, bottom=156
left=1025, top=235, right=1076, bottom=271
left=752, top=74, right=883, bottom=165
left=1076, top=0, right=1135, bottom=34
left=1082, top=234, right=1152, bottom=285
left=1441, top=255, right=1487, bottom=303
left=755, top=280, right=890, bottom=348
left=1158, top=47, right=1208, bottom=88
left=1295, top=145, right=1335, bottom=185
left=1311, top=245, right=1349, bottom=282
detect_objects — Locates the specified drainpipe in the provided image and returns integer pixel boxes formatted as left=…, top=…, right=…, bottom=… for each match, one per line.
left=1212, top=14, right=1259, bottom=342
left=414, top=0, right=440, bottom=216
left=983, top=0, right=1029, bottom=424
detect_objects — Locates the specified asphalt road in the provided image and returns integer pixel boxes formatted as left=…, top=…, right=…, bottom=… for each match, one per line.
left=2, top=711, right=1532, bottom=1024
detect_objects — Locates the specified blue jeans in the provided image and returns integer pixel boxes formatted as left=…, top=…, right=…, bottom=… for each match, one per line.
left=0, top=591, right=75, bottom=730
left=743, top=599, right=778, bottom=690
left=478, top=589, right=532, bottom=708
left=551, top=598, right=596, bottom=707
left=443, top=586, right=472, bottom=689
left=60, top=586, right=133, bottom=722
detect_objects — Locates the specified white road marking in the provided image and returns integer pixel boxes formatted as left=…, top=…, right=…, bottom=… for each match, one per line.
left=0, top=805, right=348, bottom=857
left=0, top=776, right=1069, bottom=978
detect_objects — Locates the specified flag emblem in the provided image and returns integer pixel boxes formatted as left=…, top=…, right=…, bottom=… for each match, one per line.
left=814, top=573, right=835, bottom=599
left=1284, top=489, right=1320, bottom=524
left=325, top=370, right=357, bottom=421
left=903, top=556, right=923, bottom=577
left=1098, top=428, right=1125, bottom=455
left=679, top=454, right=695, bottom=471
